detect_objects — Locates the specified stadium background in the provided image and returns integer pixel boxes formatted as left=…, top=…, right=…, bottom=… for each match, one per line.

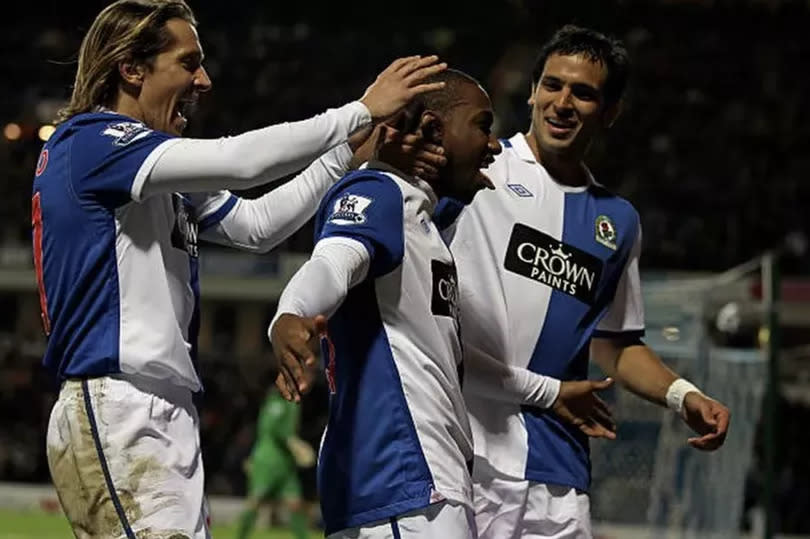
left=1, top=0, right=809, bottom=537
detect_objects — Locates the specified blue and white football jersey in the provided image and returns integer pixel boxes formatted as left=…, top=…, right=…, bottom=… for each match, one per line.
left=312, top=163, right=473, bottom=534
left=32, top=112, right=236, bottom=391
left=436, top=133, right=644, bottom=492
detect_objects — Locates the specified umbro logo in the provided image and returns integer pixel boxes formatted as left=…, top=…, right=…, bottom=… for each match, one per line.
left=507, top=183, right=533, bottom=198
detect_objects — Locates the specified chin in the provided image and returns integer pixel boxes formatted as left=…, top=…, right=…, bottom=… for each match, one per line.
left=540, top=138, right=576, bottom=156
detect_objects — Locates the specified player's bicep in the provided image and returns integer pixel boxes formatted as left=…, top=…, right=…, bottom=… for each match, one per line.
left=318, top=174, right=404, bottom=277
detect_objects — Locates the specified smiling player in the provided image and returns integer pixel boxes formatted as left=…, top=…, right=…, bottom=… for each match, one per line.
left=436, top=26, right=731, bottom=538
left=270, top=70, right=501, bottom=538
left=34, top=1, right=448, bottom=537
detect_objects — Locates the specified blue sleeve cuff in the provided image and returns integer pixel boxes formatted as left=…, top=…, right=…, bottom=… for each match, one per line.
left=199, top=195, right=238, bottom=231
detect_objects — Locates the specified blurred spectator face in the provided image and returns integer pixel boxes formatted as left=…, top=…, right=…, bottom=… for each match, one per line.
left=128, top=18, right=211, bottom=136
left=529, top=53, right=614, bottom=160
left=435, top=83, right=501, bottom=204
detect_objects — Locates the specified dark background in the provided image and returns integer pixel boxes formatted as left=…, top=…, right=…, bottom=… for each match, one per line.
left=1, top=0, right=809, bottom=533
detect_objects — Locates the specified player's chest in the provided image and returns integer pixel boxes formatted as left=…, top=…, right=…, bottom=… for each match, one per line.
left=147, top=193, right=199, bottom=259
left=484, top=187, right=630, bottom=306
left=402, top=210, right=460, bottom=322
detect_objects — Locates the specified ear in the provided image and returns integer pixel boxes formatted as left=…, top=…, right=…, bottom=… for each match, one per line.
left=603, top=99, right=623, bottom=129
left=419, top=111, right=443, bottom=145
left=527, top=83, right=537, bottom=106
left=118, top=59, right=146, bottom=88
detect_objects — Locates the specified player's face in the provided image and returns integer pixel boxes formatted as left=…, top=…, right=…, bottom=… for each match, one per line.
left=138, top=18, right=211, bottom=135
left=439, top=84, right=501, bottom=204
left=529, top=53, right=610, bottom=160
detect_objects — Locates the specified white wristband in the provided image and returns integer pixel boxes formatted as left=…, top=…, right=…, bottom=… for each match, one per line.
left=537, top=377, right=562, bottom=409
left=665, top=378, right=702, bottom=417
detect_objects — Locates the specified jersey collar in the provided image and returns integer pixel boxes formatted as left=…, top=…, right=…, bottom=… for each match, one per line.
left=366, top=159, right=439, bottom=211
left=508, top=133, right=596, bottom=194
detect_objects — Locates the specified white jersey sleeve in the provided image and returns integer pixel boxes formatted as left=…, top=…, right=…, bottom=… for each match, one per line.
left=594, top=222, right=645, bottom=337
left=136, top=101, right=370, bottom=199
left=464, top=342, right=561, bottom=408
left=272, top=237, right=370, bottom=328
left=198, top=143, right=353, bottom=252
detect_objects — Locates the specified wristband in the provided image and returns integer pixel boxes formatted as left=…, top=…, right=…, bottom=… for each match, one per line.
left=665, top=378, right=702, bottom=417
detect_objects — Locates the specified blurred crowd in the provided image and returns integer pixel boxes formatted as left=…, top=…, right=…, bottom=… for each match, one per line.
left=1, top=0, right=809, bottom=533
left=2, top=0, right=809, bottom=269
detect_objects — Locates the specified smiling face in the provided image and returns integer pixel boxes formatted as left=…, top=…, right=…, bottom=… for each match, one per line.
left=529, top=53, right=615, bottom=161
left=433, top=82, right=501, bottom=204
left=129, top=18, right=211, bottom=135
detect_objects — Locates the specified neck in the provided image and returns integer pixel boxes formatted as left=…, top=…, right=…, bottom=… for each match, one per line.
left=110, top=91, right=147, bottom=125
left=524, top=129, right=588, bottom=187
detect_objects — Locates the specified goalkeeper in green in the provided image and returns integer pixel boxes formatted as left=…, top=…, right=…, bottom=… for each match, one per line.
left=237, top=387, right=316, bottom=539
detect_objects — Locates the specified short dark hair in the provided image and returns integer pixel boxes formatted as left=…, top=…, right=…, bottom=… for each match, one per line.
left=395, top=69, right=483, bottom=133
left=531, top=25, right=629, bottom=106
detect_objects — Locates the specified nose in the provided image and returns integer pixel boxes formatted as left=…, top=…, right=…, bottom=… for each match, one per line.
left=488, top=136, right=502, bottom=156
left=195, top=66, right=212, bottom=93
left=553, top=87, right=573, bottom=112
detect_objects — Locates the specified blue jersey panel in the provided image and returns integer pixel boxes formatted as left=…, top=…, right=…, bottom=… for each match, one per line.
left=69, top=113, right=173, bottom=208
left=32, top=113, right=172, bottom=381
left=523, top=186, right=640, bottom=491
left=316, top=170, right=404, bottom=277
left=318, top=279, right=433, bottom=534
left=432, top=197, right=466, bottom=232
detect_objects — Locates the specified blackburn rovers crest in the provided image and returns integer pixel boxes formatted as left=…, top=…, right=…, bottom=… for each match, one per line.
left=595, top=215, right=617, bottom=250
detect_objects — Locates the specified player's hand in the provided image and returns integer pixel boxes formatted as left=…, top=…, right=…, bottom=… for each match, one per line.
left=376, top=123, right=447, bottom=181
left=359, top=55, right=447, bottom=122
left=270, top=313, right=327, bottom=402
left=288, top=437, right=316, bottom=468
left=348, top=123, right=447, bottom=180
left=551, top=378, right=617, bottom=440
left=682, top=392, right=730, bottom=451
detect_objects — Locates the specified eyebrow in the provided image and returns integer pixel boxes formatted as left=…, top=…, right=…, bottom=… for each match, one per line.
left=542, top=75, right=598, bottom=94
left=179, top=49, right=205, bottom=62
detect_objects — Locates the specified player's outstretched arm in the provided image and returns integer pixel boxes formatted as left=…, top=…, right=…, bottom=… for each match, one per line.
left=139, top=56, right=447, bottom=198
left=270, top=237, right=371, bottom=401
left=464, top=344, right=616, bottom=439
left=463, top=343, right=561, bottom=407
left=591, top=337, right=731, bottom=450
left=199, top=126, right=446, bottom=253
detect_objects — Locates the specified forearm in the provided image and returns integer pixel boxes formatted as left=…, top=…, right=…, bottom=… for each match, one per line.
left=464, top=344, right=560, bottom=408
left=592, top=339, right=678, bottom=407
left=274, top=237, right=370, bottom=322
left=140, top=101, right=370, bottom=197
left=200, top=144, right=353, bottom=252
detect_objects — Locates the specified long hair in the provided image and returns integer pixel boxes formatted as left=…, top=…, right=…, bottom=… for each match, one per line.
left=57, top=0, right=196, bottom=123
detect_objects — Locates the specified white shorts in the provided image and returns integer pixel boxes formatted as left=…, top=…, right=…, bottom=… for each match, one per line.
left=46, top=375, right=209, bottom=539
left=327, top=500, right=476, bottom=539
left=474, top=475, right=591, bottom=539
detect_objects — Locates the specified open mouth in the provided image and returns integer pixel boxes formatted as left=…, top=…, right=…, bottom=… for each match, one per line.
left=545, top=117, right=577, bottom=136
left=173, top=97, right=198, bottom=128
left=476, top=158, right=495, bottom=189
